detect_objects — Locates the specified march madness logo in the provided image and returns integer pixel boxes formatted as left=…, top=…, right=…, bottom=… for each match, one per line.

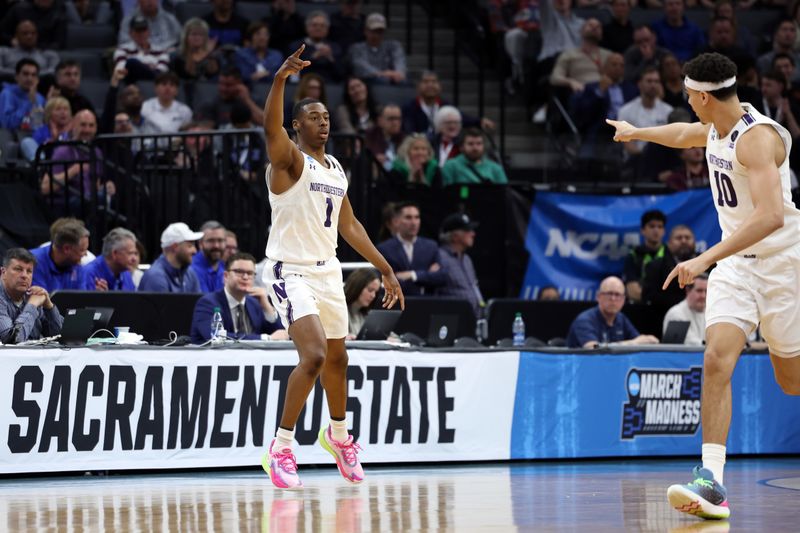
left=621, top=367, right=702, bottom=439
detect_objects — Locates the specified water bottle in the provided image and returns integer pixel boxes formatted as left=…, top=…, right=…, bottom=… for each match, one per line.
left=512, top=313, right=525, bottom=347
left=211, top=307, right=225, bottom=343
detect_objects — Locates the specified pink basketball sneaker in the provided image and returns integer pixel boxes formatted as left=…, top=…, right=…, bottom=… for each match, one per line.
left=318, top=426, right=364, bottom=483
left=262, top=439, right=303, bottom=489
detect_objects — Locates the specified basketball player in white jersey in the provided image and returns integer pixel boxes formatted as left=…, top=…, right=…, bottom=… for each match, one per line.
left=260, top=45, right=404, bottom=489
left=608, top=52, right=800, bottom=520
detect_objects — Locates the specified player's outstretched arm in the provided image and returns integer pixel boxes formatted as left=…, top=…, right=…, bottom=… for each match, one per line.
left=264, top=45, right=309, bottom=174
left=606, top=119, right=711, bottom=149
left=338, top=195, right=405, bottom=310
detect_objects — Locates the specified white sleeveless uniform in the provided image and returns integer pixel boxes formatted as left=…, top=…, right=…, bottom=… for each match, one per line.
left=262, top=151, right=350, bottom=338
left=704, top=103, right=800, bottom=356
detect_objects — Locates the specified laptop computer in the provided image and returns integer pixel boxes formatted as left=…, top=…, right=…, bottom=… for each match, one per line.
left=60, top=309, right=97, bottom=346
left=87, top=307, right=114, bottom=330
left=356, top=310, right=402, bottom=341
left=662, top=320, right=691, bottom=344
left=426, top=314, right=460, bottom=347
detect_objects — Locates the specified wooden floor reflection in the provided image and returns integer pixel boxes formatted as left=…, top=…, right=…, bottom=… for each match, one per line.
left=1, top=458, right=798, bottom=532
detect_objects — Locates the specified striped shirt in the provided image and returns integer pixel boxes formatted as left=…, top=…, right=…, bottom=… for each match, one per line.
left=113, top=42, right=169, bottom=73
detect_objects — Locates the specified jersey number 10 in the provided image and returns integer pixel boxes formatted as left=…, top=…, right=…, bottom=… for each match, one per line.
left=713, top=171, right=738, bottom=207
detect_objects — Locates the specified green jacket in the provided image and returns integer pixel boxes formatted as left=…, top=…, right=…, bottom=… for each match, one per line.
left=442, top=154, right=508, bottom=186
left=391, top=158, right=440, bottom=186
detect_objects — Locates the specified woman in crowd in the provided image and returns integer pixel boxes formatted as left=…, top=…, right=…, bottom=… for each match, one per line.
left=390, top=133, right=441, bottom=186
left=431, top=106, right=463, bottom=167
left=283, top=72, right=327, bottom=128
left=171, top=18, right=220, bottom=82
left=21, top=96, right=72, bottom=161
left=344, top=268, right=382, bottom=338
left=336, top=76, right=377, bottom=134
left=234, top=21, right=283, bottom=84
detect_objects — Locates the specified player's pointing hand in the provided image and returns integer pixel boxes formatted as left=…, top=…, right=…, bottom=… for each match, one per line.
left=663, top=256, right=711, bottom=291
left=276, top=44, right=311, bottom=80
left=605, top=119, right=637, bottom=143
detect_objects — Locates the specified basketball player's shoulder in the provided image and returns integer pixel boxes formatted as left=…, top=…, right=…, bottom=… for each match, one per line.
left=736, top=124, right=783, bottom=166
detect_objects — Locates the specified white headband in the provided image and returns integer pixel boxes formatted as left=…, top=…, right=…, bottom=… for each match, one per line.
left=684, top=76, right=736, bottom=92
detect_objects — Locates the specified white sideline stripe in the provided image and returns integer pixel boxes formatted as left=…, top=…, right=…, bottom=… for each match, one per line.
left=138, top=261, right=373, bottom=271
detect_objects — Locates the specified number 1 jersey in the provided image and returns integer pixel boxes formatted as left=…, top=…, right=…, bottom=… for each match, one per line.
left=706, top=102, right=800, bottom=256
left=265, top=151, right=349, bottom=264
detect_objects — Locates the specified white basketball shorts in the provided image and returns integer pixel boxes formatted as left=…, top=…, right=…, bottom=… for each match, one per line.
left=706, top=245, right=800, bottom=357
left=262, top=256, right=348, bottom=339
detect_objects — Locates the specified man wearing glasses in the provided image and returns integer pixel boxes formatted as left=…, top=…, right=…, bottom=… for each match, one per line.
left=566, top=275, right=659, bottom=348
left=190, top=252, right=289, bottom=343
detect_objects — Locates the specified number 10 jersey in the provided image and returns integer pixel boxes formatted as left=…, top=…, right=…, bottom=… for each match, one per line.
left=706, top=102, right=800, bottom=256
left=265, top=151, right=349, bottom=264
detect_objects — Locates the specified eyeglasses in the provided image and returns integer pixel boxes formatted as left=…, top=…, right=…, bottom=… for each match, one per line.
left=599, top=291, right=625, bottom=299
left=230, top=269, right=256, bottom=278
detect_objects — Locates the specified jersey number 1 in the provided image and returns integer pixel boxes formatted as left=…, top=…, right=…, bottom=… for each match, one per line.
left=324, top=197, right=333, bottom=227
left=713, top=171, right=738, bottom=207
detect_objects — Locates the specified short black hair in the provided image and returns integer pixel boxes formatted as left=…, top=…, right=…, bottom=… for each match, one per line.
left=637, top=65, right=660, bottom=82
left=225, top=252, right=257, bottom=271
left=230, top=100, right=252, bottom=125
left=292, top=97, right=324, bottom=120
left=154, top=71, right=180, bottom=87
left=56, top=59, right=80, bottom=73
left=773, top=52, right=796, bottom=68
left=3, top=248, right=36, bottom=268
left=641, top=209, right=666, bottom=228
left=763, top=69, right=787, bottom=87
left=15, top=58, right=39, bottom=75
left=682, top=52, right=738, bottom=101
left=220, top=65, right=243, bottom=81
left=394, top=200, right=419, bottom=214
left=460, top=127, right=483, bottom=145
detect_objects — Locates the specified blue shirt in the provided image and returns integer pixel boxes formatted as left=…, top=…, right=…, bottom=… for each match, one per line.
left=82, top=255, right=136, bottom=291
left=234, top=47, right=283, bottom=82
left=191, top=252, right=224, bottom=293
left=0, top=83, right=45, bottom=130
left=30, top=245, right=86, bottom=293
left=566, top=306, right=640, bottom=348
left=0, top=284, right=63, bottom=343
left=138, top=254, right=201, bottom=293
left=651, top=17, right=705, bottom=63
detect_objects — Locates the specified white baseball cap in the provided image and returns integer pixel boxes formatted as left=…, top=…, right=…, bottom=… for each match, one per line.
left=160, top=222, right=204, bottom=248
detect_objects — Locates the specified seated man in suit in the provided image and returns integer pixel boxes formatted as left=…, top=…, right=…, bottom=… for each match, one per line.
left=377, top=201, right=446, bottom=296
left=190, top=252, right=289, bottom=343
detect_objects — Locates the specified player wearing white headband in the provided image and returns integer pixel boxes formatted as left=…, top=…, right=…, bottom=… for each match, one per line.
left=608, top=52, right=800, bottom=521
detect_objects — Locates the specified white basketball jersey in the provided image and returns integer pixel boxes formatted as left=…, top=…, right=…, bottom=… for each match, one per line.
left=264, top=151, right=348, bottom=264
left=705, top=103, right=800, bottom=256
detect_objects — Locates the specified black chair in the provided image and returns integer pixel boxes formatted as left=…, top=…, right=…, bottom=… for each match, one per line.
left=237, top=1, right=271, bottom=20
left=371, top=84, right=417, bottom=107
left=175, top=1, right=213, bottom=23
left=66, top=24, right=117, bottom=49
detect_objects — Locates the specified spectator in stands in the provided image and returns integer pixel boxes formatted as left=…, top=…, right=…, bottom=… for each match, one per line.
left=0, top=58, right=45, bottom=132
left=660, top=146, right=709, bottom=191
left=703, top=16, right=752, bottom=67
left=139, top=222, right=203, bottom=293
left=642, top=224, right=698, bottom=311
left=378, top=201, right=400, bottom=241
left=622, top=209, right=666, bottom=304
left=601, top=0, right=633, bottom=54
left=537, top=0, right=583, bottom=78
left=437, top=213, right=484, bottom=317
left=267, top=0, right=305, bottom=55
left=82, top=227, right=138, bottom=291
left=489, top=0, right=541, bottom=92
left=0, top=20, right=59, bottom=80
left=196, top=66, right=264, bottom=127
left=223, top=230, right=238, bottom=262
left=54, top=60, right=94, bottom=115
left=330, top=0, right=366, bottom=52
left=119, top=0, right=182, bottom=50
left=190, top=252, right=287, bottom=343
left=203, top=0, right=248, bottom=48
left=131, top=239, right=146, bottom=288
left=618, top=67, right=673, bottom=164
left=20, top=95, right=72, bottom=161
left=623, top=25, right=670, bottom=84
left=30, top=217, right=89, bottom=292
left=662, top=273, right=707, bottom=346
left=758, top=19, right=800, bottom=82
left=442, top=128, right=508, bottom=186
left=283, top=72, right=327, bottom=128
left=537, top=285, right=560, bottom=300
left=390, top=133, right=441, bottom=186
left=650, top=0, right=705, bottom=62
left=220, top=100, right=267, bottom=181
left=365, top=103, right=405, bottom=171
left=431, top=105, right=462, bottom=167
left=344, top=267, right=381, bottom=338
left=114, top=15, right=170, bottom=83
left=713, top=0, right=756, bottom=57
left=191, top=220, right=226, bottom=293
left=117, top=81, right=147, bottom=134
left=348, top=12, right=407, bottom=84
left=659, top=53, right=687, bottom=109
left=234, top=21, right=282, bottom=84
left=141, top=71, right=192, bottom=134
left=171, top=18, right=221, bottom=83
left=0, top=0, right=67, bottom=49
left=566, top=276, right=659, bottom=348
left=549, top=18, right=611, bottom=95
left=173, top=120, right=215, bottom=169
left=336, top=76, right=377, bottom=134
left=377, top=202, right=446, bottom=296
left=759, top=70, right=800, bottom=138
left=289, top=11, right=344, bottom=83
left=0, top=248, right=63, bottom=344
left=772, top=53, right=797, bottom=87
left=65, top=0, right=113, bottom=25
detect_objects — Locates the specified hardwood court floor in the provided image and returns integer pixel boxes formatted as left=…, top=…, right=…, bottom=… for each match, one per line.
left=0, top=458, right=798, bottom=532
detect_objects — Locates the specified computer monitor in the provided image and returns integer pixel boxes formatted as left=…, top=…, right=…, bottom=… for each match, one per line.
left=393, top=297, right=476, bottom=347
left=356, top=309, right=402, bottom=341
left=662, top=320, right=691, bottom=344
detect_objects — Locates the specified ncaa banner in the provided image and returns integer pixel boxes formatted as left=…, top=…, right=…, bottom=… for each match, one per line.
left=520, top=190, right=722, bottom=300
left=0, top=347, right=520, bottom=474
left=510, top=351, right=800, bottom=459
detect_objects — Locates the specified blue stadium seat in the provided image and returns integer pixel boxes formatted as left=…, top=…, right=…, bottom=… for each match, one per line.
left=59, top=50, right=107, bottom=79
left=175, top=2, right=213, bottom=23
left=66, top=24, right=117, bottom=49
left=237, top=2, right=271, bottom=21
left=297, top=1, right=339, bottom=18
left=371, top=84, right=416, bottom=107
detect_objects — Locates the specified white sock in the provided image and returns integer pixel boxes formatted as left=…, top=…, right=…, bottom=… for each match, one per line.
left=275, top=427, right=295, bottom=451
left=330, top=418, right=349, bottom=442
left=702, top=443, right=726, bottom=484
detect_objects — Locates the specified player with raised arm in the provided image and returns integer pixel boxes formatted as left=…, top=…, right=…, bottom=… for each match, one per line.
left=608, top=52, right=800, bottom=520
left=260, top=45, right=405, bottom=489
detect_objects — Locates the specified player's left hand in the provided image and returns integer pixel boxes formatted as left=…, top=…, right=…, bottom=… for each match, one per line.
left=381, top=271, right=405, bottom=310
left=663, top=255, right=710, bottom=290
